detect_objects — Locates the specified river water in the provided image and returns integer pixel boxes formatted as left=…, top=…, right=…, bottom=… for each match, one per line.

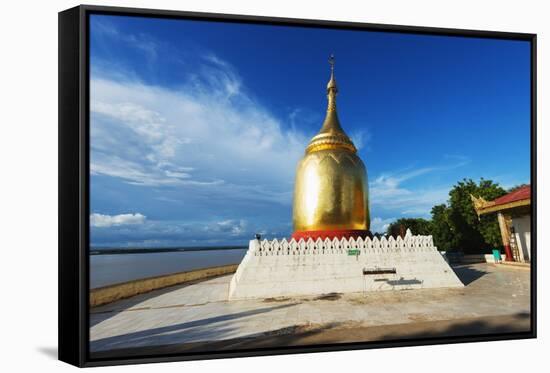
left=90, top=248, right=247, bottom=288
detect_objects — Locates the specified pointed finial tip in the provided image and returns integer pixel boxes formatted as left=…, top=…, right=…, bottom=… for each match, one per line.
left=326, top=54, right=337, bottom=92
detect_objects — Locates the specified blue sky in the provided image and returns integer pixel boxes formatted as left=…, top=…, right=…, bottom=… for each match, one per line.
left=89, top=14, right=531, bottom=247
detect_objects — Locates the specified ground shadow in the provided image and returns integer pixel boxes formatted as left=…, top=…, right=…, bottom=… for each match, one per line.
left=452, top=264, right=489, bottom=285
left=91, top=303, right=296, bottom=353
left=90, top=321, right=343, bottom=359
left=375, top=312, right=531, bottom=341
left=90, top=274, right=230, bottom=327
left=90, top=312, right=531, bottom=359
left=385, top=278, right=423, bottom=286
left=36, top=346, right=57, bottom=360
left=314, top=293, right=342, bottom=301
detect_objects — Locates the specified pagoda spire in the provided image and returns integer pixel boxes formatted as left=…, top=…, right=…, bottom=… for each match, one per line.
left=327, top=54, right=338, bottom=103
left=326, top=53, right=339, bottom=114
left=305, top=54, right=356, bottom=154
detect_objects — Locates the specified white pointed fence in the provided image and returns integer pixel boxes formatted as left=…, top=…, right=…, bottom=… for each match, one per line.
left=253, top=234, right=435, bottom=257
left=228, top=231, right=463, bottom=300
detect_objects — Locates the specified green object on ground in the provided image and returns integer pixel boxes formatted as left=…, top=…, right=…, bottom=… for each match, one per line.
left=492, top=249, right=502, bottom=261
left=348, top=249, right=360, bottom=256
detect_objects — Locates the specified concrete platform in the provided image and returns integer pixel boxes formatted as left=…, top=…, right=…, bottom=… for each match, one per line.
left=229, top=236, right=463, bottom=300
left=90, top=263, right=531, bottom=355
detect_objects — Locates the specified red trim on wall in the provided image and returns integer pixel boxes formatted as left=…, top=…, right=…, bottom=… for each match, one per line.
left=503, top=244, right=515, bottom=262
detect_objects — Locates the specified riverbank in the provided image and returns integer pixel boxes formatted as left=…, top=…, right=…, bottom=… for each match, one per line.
left=90, top=264, right=238, bottom=307
left=90, top=246, right=246, bottom=255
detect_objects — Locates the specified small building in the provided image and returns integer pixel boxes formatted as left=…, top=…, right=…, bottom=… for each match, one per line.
left=471, top=185, right=531, bottom=263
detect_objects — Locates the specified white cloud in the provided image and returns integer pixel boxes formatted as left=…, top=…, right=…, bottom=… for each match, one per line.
left=205, top=219, right=248, bottom=236
left=370, top=181, right=450, bottom=218
left=370, top=168, right=446, bottom=217
left=90, top=217, right=293, bottom=247
left=370, top=217, right=396, bottom=234
left=350, top=129, right=371, bottom=151
left=90, top=213, right=146, bottom=228
left=90, top=57, right=309, bottom=205
left=92, top=19, right=158, bottom=60
left=369, top=157, right=469, bottom=217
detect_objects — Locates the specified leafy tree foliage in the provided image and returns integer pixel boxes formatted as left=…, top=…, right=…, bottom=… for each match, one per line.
left=386, top=218, right=432, bottom=237
left=507, top=183, right=529, bottom=193
left=383, top=178, right=507, bottom=253
left=447, top=178, right=506, bottom=253
left=430, top=204, right=455, bottom=251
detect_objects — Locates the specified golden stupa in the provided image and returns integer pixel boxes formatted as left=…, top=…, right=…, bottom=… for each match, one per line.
left=292, top=55, right=370, bottom=240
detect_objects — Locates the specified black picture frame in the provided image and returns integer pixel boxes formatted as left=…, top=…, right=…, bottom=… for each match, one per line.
left=59, top=4, right=537, bottom=367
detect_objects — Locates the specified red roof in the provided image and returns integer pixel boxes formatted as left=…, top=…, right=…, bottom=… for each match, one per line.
left=493, top=185, right=531, bottom=206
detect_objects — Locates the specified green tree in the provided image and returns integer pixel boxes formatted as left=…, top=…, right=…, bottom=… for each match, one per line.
left=507, top=183, right=528, bottom=193
left=447, top=178, right=506, bottom=253
left=383, top=178, right=506, bottom=254
left=430, top=204, right=455, bottom=251
left=386, top=218, right=432, bottom=237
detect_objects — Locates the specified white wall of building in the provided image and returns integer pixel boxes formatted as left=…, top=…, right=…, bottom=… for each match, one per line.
left=512, top=215, right=531, bottom=262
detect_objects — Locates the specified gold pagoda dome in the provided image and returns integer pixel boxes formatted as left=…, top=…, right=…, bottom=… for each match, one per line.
left=292, top=55, right=370, bottom=240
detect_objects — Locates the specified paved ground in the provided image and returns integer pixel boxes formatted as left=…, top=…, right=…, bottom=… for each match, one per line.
left=90, top=263, right=531, bottom=356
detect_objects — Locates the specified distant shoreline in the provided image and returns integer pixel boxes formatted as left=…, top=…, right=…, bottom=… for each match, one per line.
left=89, top=246, right=247, bottom=255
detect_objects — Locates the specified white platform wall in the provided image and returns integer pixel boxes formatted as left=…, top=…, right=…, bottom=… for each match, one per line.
left=228, top=231, right=463, bottom=300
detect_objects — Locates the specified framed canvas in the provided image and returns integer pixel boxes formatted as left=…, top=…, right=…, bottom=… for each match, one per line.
left=59, top=4, right=537, bottom=367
